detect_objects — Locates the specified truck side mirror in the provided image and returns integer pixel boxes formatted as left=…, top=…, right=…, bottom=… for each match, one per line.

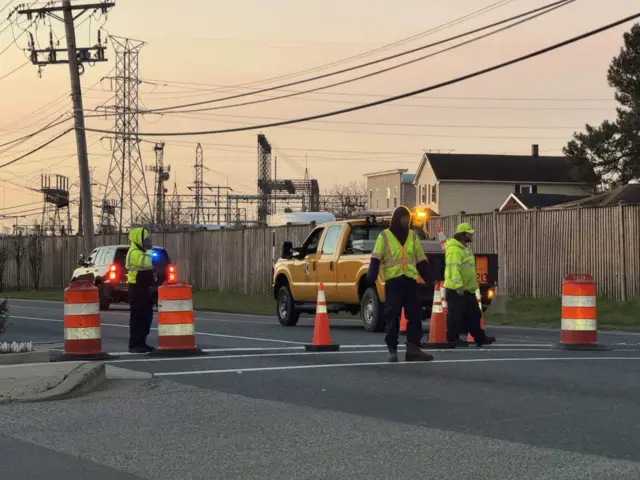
left=77, top=254, right=86, bottom=266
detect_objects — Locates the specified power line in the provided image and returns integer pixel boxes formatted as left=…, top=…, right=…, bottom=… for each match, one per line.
left=0, top=58, right=28, bottom=80
left=145, top=0, right=572, bottom=114
left=0, top=128, right=73, bottom=169
left=169, top=111, right=582, bottom=130
left=150, top=0, right=516, bottom=96
left=87, top=11, right=640, bottom=138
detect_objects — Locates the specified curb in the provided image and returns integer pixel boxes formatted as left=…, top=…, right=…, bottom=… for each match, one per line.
left=1, top=362, right=106, bottom=405
left=0, top=350, right=50, bottom=365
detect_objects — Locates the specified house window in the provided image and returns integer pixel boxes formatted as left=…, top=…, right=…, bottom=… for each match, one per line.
left=368, top=189, right=372, bottom=208
left=376, top=189, right=379, bottom=208
left=393, top=186, right=398, bottom=207
left=386, top=187, right=391, bottom=208
left=421, top=185, right=427, bottom=204
left=431, top=184, right=437, bottom=203
left=516, top=184, right=537, bottom=194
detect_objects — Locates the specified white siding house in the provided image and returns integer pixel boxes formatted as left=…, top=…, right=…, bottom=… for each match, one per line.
left=414, top=146, right=595, bottom=216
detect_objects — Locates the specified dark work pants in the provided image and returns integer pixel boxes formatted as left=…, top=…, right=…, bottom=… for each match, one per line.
left=445, top=290, right=486, bottom=343
left=384, top=276, right=423, bottom=351
left=129, top=284, right=153, bottom=348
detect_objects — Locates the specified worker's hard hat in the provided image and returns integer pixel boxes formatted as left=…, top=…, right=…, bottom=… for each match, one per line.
left=455, top=222, right=475, bottom=234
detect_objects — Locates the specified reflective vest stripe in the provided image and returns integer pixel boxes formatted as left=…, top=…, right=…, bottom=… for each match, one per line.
left=381, top=230, right=417, bottom=267
left=64, top=303, right=99, bottom=316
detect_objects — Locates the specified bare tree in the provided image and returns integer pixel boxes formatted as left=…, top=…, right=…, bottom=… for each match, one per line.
left=321, top=181, right=368, bottom=219
left=28, top=236, right=44, bottom=291
left=12, top=235, right=25, bottom=291
left=0, top=244, right=7, bottom=292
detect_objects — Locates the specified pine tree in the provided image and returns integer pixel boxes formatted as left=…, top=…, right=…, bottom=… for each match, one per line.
left=564, top=23, right=640, bottom=189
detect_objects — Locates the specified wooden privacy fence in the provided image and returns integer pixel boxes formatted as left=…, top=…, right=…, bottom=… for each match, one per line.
left=0, top=225, right=311, bottom=295
left=427, top=204, right=640, bottom=301
left=0, top=205, right=638, bottom=300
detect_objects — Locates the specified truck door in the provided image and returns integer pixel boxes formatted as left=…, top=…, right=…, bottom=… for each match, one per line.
left=315, top=225, right=344, bottom=300
left=291, top=227, right=324, bottom=301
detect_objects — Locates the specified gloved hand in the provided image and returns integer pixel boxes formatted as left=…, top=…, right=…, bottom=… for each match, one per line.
left=456, top=289, right=464, bottom=296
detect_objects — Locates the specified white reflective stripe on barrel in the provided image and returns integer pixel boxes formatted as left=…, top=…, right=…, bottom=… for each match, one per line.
left=64, top=303, right=99, bottom=316
left=561, top=295, right=596, bottom=308
left=433, top=305, right=443, bottom=313
left=158, top=299, right=193, bottom=312
left=316, top=303, right=328, bottom=314
left=158, top=323, right=195, bottom=337
left=64, top=327, right=101, bottom=340
left=561, top=319, right=597, bottom=331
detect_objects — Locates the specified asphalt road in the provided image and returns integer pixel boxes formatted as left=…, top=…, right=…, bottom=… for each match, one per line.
left=1, top=298, right=640, bottom=479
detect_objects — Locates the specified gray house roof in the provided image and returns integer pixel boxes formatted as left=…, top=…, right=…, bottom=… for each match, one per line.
left=549, top=184, right=640, bottom=208
left=415, top=152, right=594, bottom=184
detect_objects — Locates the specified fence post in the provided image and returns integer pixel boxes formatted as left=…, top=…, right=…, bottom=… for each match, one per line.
left=618, top=203, right=627, bottom=302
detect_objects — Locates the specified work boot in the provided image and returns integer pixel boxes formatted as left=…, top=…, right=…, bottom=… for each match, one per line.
left=128, top=346, right=149, bottom=354
left=452, top=338, right=470, bottom=348
left=388, top=350, right=399, bottom=363
left=405, top=343, right=434, bottom=362
left=475, top=335, right=496, bottom=347
left=143, top=344, right=155, bottom=353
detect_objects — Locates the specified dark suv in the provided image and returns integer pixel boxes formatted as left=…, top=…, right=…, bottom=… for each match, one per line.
left=71, top=245, right=177, bottom=310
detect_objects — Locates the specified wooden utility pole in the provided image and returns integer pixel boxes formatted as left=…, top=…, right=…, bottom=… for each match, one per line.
left=18, top=1, right=115, bottom=253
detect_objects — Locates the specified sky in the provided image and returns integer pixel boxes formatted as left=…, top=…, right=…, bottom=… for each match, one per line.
left=0, top=0, right=638, bottom=230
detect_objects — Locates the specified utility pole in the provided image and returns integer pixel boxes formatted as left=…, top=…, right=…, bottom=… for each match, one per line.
left=18, top=1, right=115, bottom=253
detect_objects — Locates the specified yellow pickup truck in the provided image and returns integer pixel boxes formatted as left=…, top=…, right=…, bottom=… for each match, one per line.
left=272, top=211, right=497, bottom=332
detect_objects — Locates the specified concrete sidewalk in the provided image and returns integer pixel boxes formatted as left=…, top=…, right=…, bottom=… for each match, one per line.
left=0, top=361, right=106, bottom=404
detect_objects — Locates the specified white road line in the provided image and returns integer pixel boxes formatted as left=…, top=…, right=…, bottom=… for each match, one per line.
left=11, top=316, right=305, bottom=345
left=154, top=356, right=640, bottom=376
left=106, top=347, right=553, bottom=364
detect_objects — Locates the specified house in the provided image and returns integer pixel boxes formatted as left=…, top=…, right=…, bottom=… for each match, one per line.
left=364, top=169, right=416, bottom=210
left=499, top=193, right=589, bottom=212
left=547, top=183, right=640, bottom=209
left=413, top=145, right=595, bottom=216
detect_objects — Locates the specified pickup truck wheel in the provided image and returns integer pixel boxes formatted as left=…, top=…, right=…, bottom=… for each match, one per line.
left=361, top=287, right=384, bottom=332
left=276, top=285, right=299, bottom=327
left=98, top=284, right=110, bottom=311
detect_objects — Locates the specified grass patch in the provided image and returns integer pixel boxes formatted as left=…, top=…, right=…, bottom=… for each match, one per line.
left=0, top=289, right=276, bottom=316
left=486, top=296, right=640, bottom=331
left=1, top=290, right=63, bottom=301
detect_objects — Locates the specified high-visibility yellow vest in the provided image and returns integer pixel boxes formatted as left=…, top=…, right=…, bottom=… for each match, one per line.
left=371, top=229, right=426, bottom=282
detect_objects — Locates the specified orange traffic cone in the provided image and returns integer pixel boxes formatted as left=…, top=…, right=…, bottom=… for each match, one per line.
left=467, top=288, right=485, bottom=342
left=399, top=309, right=407, bottom=335
left=305, top=283, right=340, bottom=352
left=424, top=282, right=454, bottom=349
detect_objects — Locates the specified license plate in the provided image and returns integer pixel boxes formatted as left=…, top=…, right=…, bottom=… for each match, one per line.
left=475, top=256, right=488, bottom=284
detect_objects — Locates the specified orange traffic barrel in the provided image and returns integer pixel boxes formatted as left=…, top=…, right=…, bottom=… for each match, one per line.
left=424, top=282, right=454, bottom=349
left=151, top=281, right=203, bottom=356
left=305, top=283, right=340, bottom=352
left=559, top=274, right=609, bottom=351
left=58, top=280, right=114, bottom=361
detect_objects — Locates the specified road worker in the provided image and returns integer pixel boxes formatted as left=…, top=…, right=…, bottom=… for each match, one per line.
left=444, top=222, right=496, bottom=347
left=366, top=205, right=434, bottom=363
left=126, top=227, right=155, bottom=353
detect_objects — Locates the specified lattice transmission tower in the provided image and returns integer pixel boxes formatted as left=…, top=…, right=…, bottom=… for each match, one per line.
left=188, top=143, right=205, bottom=224
left=145, top=142, right=171, bottom=226
left=99, top=36, right=151, bottom=232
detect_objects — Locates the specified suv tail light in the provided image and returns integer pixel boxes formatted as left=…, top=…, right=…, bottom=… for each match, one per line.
left=167, top=265, right=177, bottom=283
left=108, top=264, right=117, bottom=281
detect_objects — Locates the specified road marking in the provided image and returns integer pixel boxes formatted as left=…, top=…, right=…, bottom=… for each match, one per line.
left=106, top=347, right=552, bottom=364
left=154, top=356, right=640, bottom=376
left=11, top=316, right=306, bottom=345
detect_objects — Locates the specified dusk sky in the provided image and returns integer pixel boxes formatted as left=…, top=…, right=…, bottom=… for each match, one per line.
left=0, top=0, right=637, bottom=230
